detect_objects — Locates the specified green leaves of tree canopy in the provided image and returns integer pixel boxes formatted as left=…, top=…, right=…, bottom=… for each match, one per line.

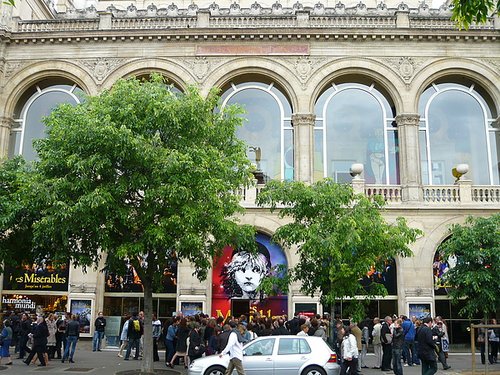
left=452, top=0, right=500, bottom=29
left=440, top=214, right=500, bottom=319
left=256, top=179, right=421, bottom=321
left=0, top=75, right=256, bottom=373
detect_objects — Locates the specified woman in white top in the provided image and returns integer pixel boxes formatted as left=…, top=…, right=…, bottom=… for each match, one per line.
left=297, top=324, right=309, bottom=336
left=341, top=326, right=359, bottom=375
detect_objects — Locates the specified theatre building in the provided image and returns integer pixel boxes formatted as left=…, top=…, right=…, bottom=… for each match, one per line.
left=0, top=0, right=499, bottom=345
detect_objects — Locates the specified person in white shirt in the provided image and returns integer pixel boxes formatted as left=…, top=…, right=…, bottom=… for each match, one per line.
left=297, top=324, right=309, bottom=336
left=372, top=317, right=382, bottom=369
left=341, top=326, right=359, bottom=375
left=219, top=322, right=245, bottom=375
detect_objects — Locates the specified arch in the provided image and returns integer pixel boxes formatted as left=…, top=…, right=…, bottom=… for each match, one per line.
left=100, top=58, right=192, bottom=91
left=202, top=57, right=300, bottom=112
left=411, top=59, right=500, bottom=114
left=307, top=57, right=404, bottom=114
left=1, top=60, right=96, bottom=118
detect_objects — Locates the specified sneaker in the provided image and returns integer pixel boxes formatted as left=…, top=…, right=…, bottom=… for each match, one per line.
left=404, top=364, right=409, bottom=367
left=117, top=354, right=123, bottom=358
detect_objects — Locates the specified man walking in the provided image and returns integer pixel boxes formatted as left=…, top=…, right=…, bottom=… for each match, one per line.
left=219, top=321, right=245, bottom=375
left=62, top=314, right=80, bottom=363
left=17, top=313, right=32, bottom=360
left=416, top=317, right=438, bottom=375
left=93, top=312, right=106, bottom=352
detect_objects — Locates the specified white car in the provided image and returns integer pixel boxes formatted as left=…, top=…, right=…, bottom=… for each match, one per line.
left=188, top=335, right=340, bottom=375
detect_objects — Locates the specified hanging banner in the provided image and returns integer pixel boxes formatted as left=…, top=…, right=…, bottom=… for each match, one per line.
left=211, top=233, right=288, bottom=319
left=3, top=261, right=69, bottom=292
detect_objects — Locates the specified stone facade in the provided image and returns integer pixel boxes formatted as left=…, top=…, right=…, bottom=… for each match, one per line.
left=0, top=0, right=499, bottom=342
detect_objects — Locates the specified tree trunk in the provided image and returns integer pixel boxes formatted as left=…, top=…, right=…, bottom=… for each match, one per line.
left=141, top=267, right=154, bottom=374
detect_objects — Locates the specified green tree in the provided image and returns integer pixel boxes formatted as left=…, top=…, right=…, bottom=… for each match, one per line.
left=452, top=0, right=500, bottom=29
left=256, top=179, right=421, bottom=322
left=440, top=214, right=500, bottom=320
left=0, top=75, right=255, bottom=373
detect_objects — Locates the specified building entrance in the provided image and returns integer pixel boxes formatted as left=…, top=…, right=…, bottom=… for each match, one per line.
left=231, top=299, right=250, bottom=319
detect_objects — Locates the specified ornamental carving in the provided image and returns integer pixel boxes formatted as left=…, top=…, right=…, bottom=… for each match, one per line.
left=476, top=58, right=500, bottom=73
left=182, top=57, right=225, bottom=82
left=382, top=57, right=425, bottom=83
left=4, top=61, right=29, bottom=80
left=80, top=57, right=125, bottom=82
left=290, top=56, right=327, bottom=87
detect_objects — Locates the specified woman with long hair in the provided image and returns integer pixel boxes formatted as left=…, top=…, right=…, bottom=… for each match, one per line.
left=167, top=318, right=189, bottom=369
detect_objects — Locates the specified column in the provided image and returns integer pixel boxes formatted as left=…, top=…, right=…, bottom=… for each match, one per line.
left=291, top=113, right=315, bottom=184
left=395, top=113, right=421, bottom=202
left=0, top=116, right=13, bottom=159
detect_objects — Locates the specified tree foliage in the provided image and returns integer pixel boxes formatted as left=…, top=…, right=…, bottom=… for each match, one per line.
left=256, top=179, right=421, bottom=321
left=0, top=75, right=256, bottom=373
left=440, top=214, right=500, bottom=319
left=452, top=0, right=500, bottom=29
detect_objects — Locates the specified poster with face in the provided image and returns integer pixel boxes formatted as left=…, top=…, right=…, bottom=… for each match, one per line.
left=211, top=233, right=287, bottom=320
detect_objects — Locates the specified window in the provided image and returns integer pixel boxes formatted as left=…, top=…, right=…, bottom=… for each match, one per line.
left=245, top=338, right=275, bottom=356
left=314, top=82, right=398, bottom=184
left=419, top=81, right=498, bottom=185
left=277, top=338, right=311, bottom=355
left=221, top=82, right=293, bottom=182
left=10, top=82, right=84, bottom=160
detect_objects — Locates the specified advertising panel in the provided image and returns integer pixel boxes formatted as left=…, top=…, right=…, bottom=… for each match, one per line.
left=211, top=233, right=288, bottom=320
left=3, top=261, right=69, bottom=292
left=70, top=299, right=92, bottom=335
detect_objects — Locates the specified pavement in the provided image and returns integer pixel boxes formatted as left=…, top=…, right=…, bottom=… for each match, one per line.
left=0, top=339, right=498, bottom=375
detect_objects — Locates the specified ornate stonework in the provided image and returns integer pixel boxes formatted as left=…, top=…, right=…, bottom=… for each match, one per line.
left=79, top=57, right=126, bottom=82
left=283, top=56, right=327, bottom=88
left=4, top=61, right=29, bottom=80
left=382, top=57, right=426, bottom=84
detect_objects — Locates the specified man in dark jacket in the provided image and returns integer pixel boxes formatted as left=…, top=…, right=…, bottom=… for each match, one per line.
left=24, top=316, right=49, bottom=366
left=124, top=312, right=143, bottom=360
left=217, top=324, right=232, bottom=353
left=17, top=313, right=32, bottom=359
left=287, top=312, right=301, bottom=335
left=271, top=319, right=290, bottom=335
left=416, top=317, right=437, bottom=375
left=431, top=319, right=450, bottom=370
left=92, top=312, right=107, bottom=352
left=62, top=314, right=80, bottom=363
left=380, top=316, right=393, bottom=371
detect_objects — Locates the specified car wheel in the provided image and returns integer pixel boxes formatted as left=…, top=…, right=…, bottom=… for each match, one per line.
left=301, top=365, right=327, bottom=375
left=204, top=365, right=227, bottom=375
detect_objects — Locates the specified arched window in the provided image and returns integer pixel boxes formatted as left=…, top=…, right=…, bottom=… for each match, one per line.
left=314, top=82, right=398, bottom=184
left=9, top=81, right=84, bottom=161
left=220, top=82, right=293, bottom=182
left=419, top=81, right=498, bottom=185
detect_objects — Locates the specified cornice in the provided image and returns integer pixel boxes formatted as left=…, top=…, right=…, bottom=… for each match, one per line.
left=5, top=27, right=499, bottom=45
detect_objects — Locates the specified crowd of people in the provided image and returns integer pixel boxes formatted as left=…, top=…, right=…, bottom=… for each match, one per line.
left=0, top=311, right=82, bottom=367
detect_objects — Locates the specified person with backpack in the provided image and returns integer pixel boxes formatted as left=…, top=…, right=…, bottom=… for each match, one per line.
left=124, top=312, right=143, bottom=361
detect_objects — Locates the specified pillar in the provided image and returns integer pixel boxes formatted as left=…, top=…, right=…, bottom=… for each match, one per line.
left=0, top=116, right=12, bottom=159
left=395, top=113, right=421, bottom=202
left=291, top=113, right=315, bottom=184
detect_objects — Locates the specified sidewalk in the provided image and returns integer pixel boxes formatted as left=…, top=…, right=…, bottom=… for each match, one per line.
left=0, top=339, right=497, bottom=375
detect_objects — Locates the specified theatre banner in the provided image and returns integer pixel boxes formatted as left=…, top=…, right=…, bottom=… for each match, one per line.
left=3, top=261, right=69, bottom=292
left=211, top=233, right=288, bottom=319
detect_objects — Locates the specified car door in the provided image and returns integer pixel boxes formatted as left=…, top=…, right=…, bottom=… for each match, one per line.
left=273, top=337, right=311, bottom=375
left=242, top=337, right=276, bottom=375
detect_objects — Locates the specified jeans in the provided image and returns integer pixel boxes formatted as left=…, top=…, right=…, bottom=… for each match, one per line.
left=18, top=335, right=31, bottom=359
left=413, top=341, right=421, bottom=365
left=93, top=331, right=105, bottom=351
left=63, top=336, right=78, bottom=360
left=165, top=339, right=175, bottom=363
left=421, top=359, right=437, bottom=375
left=125, top=338, right=140, bottom=359
left=403, top=340, right=415, bottom=365
left=392, top=348, right=403, bottom=375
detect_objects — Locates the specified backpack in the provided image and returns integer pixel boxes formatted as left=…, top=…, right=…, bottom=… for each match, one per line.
left=133, top=319, right=140, bottom=332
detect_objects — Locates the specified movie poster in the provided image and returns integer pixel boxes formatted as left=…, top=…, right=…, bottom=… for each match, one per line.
left=211, top=233, right=288, bottom=320
left=3, top=260, right=69, bottom=292
left=70, top=299, right=92, bottom=334
left=104, top=256, right=177, bottom=293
